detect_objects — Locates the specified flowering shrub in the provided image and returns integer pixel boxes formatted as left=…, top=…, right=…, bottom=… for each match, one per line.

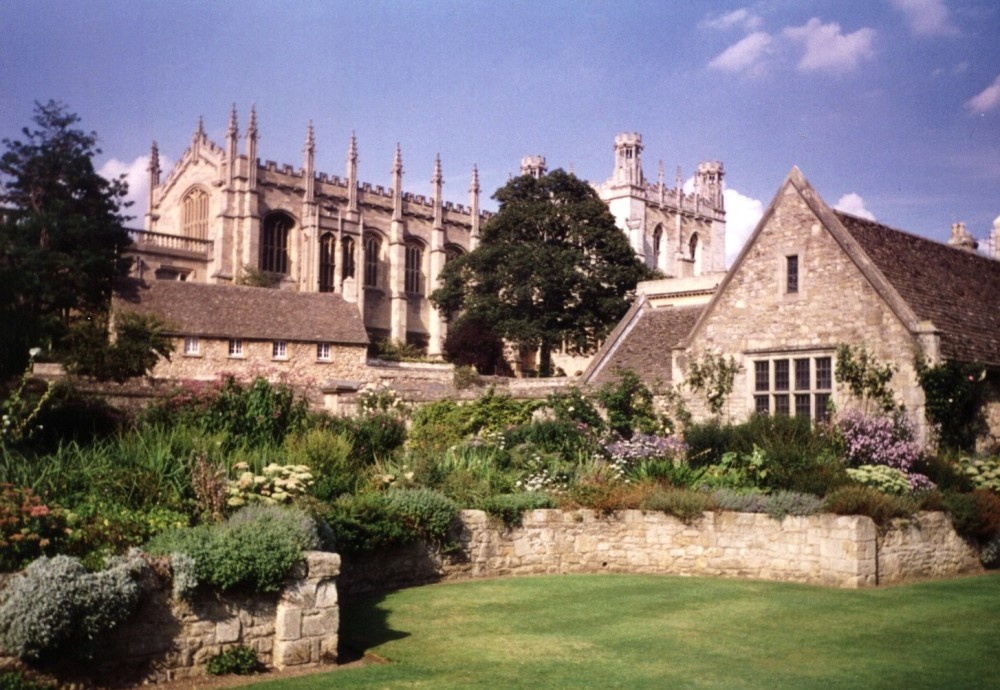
left=836, top=408, right=923, bottom=473
left=226, top=462, right=314, bottom=508
left=1, top=350, right=54, bottom=446
left=357, top=383, right=408, bottom=418
left=604, top=433, right=688, bottom=481
left=0, top=485, right=66, bottom=572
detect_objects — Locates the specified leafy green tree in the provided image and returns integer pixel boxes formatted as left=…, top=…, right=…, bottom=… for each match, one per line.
left=0, top=101, right=131, bottom=379
left=432, top=169, right=655, bottom=376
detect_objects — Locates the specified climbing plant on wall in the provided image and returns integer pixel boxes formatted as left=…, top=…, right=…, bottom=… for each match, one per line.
left=915, top=357, right=987, bottom=452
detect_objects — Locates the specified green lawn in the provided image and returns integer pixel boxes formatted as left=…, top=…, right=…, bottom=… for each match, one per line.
left=251, top=573, right=1000, bottom=689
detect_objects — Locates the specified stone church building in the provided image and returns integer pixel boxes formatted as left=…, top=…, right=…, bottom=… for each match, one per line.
left=129, top=107, right=726, bottom=363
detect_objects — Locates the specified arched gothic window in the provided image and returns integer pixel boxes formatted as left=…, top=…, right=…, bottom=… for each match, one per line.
left=652, top=226, right=663, bottom=268
left=445, top=245, right=464, bottom=264
left=182, top=188, right=209, bottom=239
left=341, top=237, right=356, bottom=279
left=318, top=232, right=335, bottom=293
left=689, top=232, right=699, bottom=261
left=260, top=212, right=293, bottom=274
left=363, top=234, right=381, bottom=288
left=405, top=241, right=424, bottom=294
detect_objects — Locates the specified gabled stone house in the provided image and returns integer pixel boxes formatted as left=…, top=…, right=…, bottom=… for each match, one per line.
left=112, top=280, right=369, bottom=387
left=584, top=167, right=1000, bottom=445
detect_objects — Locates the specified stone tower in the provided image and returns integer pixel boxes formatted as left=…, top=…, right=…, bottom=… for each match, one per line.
left=520, top=155, right=547, bottom=179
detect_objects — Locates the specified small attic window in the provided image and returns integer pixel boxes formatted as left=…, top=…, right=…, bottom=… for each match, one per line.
left=786, top=255, right=799, bottom=294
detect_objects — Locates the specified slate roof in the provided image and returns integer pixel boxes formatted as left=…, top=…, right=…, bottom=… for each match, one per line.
left=583, top=298, right=703, bottom=387
left=113, top=280, right=369, bottom=346
left=835, top=212, right=1000, bottom=367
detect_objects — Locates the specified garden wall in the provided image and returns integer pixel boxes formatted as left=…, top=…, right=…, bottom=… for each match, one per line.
left=0, top=551, right=340, bottom=686
left=339, top=509, right=983, bottom=594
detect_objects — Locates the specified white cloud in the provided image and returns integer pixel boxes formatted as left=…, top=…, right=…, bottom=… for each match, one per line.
left=966, top=74, right=1000, bottom=114
left=98, top=154, right=170, bottom=224
left=708, top=32, right=773, bottom=75
left=723, top=188, right=764, bottom=265
left=834, top=193, right=876, bottom=220
left=783, top=18, right=876, bottom=74
left=702, top=8, right=763, bottom=32
left=891, top=0, right=959, bottom=37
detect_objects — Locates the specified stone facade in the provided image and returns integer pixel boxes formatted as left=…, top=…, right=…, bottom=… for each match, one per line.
left=585, top=167, right=1000, bottom=445
left=156, top=337, right=368, bottom=388
left=132, top=109, right=725, bottom=359
left=686, top=179, right=924, bottom=422
left=338, top=509, right=983, bottom=594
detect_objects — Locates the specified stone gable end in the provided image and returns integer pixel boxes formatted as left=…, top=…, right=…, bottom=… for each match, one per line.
left=686, top=185, right=924, bottom=420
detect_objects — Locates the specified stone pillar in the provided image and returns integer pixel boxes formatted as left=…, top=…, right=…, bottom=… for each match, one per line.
left=273, top=551, right=341, bottom=669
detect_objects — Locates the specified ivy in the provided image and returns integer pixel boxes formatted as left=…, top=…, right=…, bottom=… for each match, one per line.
left=915, top=357, right=987, bottom=452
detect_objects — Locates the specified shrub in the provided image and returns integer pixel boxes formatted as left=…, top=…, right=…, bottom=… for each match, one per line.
left=206, top=645, right=264, bottom=676
left=327, top=489, right=458, bottom=554
left=146, top=377, right=307, bottom=449
left=836, top=408, right=922, bottom=473
left=546, top=386, right=604, bottom=432
left=684, top=414, right=841, bottom=493
left=640, top=488, right=715, bottom=523
left=146, top=505, right=319, bottom=593
left=0, top=671, right=55, bottom=690
left=0, top=551, right=146, bottom=662
left=957, top=455, right=1000, bottom=493
left=326, top=412, right=407, bottom=466
left=0, top=485, right=66, bottom=573
left=564, top=478, right=658, bottom=513
left=942, top=490, right=1000, bottom=543
left=846, top=465, right=914, bottom=496
left=712, top=489, right=823, bottom=520
left=62, top=502, right=189, bottom=570
left=595, top=368, right=662, bottom=438
left=605, top=433, right=687, bottom=467
left=504, top=420, right=598, bottom=460
left=822, top=486, right=918, bottom=527
left=480, top=493, right=557, bottom=527
left=284, top=428, right=358, bottom=500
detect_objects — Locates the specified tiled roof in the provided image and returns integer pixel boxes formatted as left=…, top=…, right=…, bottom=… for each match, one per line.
left=836, top=212, right=1000, bottom=366
left=586, top=302, right=703, bottom=387
left=113, top=280, right=369, bottom=346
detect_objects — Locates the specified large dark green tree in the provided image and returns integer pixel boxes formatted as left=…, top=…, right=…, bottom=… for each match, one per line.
left=0, top=101, right=132, bottom=379
left=432, top=169, right=656, bottom=375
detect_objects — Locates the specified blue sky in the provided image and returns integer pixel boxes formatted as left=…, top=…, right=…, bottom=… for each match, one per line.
left=2, top=0, right=998, bottom=261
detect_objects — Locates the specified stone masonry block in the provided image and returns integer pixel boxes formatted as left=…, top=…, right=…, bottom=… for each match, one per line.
left=215, top=617, right=242, bottom=644
left=275, top=607, right=303, bottom=641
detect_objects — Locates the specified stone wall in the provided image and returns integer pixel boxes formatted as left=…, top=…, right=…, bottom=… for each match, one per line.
left=339, top=509, right=983, bottom=594
left=2, top=551, right=341, bottom=686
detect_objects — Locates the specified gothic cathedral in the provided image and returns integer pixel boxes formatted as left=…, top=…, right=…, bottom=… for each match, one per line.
left=132, top=107, right=726, bottom=356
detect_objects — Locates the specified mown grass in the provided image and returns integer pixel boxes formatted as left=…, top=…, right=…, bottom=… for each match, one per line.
left=246, top=573, right=1000, bottom=689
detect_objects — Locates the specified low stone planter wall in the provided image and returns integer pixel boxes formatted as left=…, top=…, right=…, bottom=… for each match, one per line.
left=339, top=509, right=983, bottom=594
left=0, top=551, right=340, bottom=686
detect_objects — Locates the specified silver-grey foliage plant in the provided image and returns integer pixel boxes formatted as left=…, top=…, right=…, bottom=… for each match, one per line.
left=0, top=550, right=146, bottom=661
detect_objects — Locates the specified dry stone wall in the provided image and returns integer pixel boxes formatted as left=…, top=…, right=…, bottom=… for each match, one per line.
left=339, top=509, right=983, bottom=594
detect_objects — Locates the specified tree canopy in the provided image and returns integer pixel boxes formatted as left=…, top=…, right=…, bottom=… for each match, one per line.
left=0, top=101, right=132, bottom=378
left=431, top=169, right=656, bottom=375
